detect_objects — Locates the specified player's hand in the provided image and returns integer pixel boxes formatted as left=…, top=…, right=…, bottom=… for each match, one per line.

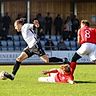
left=68, top=80, right=76, bottom=84
left=42, top=70, right=49, bottom=75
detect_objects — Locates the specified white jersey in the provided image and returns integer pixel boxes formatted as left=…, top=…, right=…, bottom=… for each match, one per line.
left=21, top=23, right=37, bottom=48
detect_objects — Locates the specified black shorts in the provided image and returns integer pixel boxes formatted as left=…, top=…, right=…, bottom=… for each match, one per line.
left=23, top=42, right=46, bottom=57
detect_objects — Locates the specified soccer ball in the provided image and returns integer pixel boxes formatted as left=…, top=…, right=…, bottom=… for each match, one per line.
left=0, top=71, right=7, bottom=80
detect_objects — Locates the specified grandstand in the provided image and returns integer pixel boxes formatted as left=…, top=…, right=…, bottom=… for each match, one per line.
left=0, top=35, right=78, bottom=51
left=0, top=0, right=94, bottom=64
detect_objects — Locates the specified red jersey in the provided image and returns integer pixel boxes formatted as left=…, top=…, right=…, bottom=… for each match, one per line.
left=78, top=26, right=96, bottom=45
left=55, top=62, right=76, bottom=83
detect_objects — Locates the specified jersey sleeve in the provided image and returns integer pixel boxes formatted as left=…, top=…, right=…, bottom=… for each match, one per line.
left=77, top=29, right=81, bottom=44
left=94, top=28, right=96, bottom=34
left=28, top=24, right=34, bottom=29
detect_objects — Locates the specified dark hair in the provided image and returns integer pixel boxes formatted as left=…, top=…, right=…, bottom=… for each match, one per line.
left=65, top=66, right=70, bottom=73
left=81, top=20, right=90, bottom=26
left=61, top=64, right=70, bottom=73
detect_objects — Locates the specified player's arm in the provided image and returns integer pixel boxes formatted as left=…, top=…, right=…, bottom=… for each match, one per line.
left=42, top=68, right=58, bottom=75
left=77, top=29, right=81, bottom=44
left=94, top=28, right=96, bottom=34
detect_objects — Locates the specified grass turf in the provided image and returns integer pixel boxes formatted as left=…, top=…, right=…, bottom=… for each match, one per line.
left=0, top=64, right=96, bottom=96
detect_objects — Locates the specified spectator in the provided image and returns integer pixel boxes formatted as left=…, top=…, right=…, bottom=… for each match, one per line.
left=37, top=27, right=45, bottom=40
left=45, top=12, right=52, bottom=38
left=36, top=13, right=45, bottom=30
left=2, top=12, right=11, bottom=39
left=62, top=16, right=72, bottom=40
left=15, top=14, right=22, bottom=20
left=54, top=14, right=63, bottom=36
left=57, top=38, right=68, bottom=50
left=71, top=14, right=80, bottom=40
left=62, top=28, right=69, bottom=40
left=45, top=39, right=55, bottom=50
left=0, top=15, right=3, bottom=40
left=33, top=19, right=45, bottom=40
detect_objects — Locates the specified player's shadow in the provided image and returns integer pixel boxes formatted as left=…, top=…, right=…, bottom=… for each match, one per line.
left=75, top=80, right=96, bottom=84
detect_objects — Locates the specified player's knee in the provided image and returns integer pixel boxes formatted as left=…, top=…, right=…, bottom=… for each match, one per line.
left=45, top=55, right=49, bottom=63
left=16, top=57, right=22, bottom=62
left=40, top=55, right=49, bottom=63
left=45, top=59, right=49, bottom=63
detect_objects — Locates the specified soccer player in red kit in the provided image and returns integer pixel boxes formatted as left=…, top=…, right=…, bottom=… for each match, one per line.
left=38, top=61, right=76, bottom=84
left=70, top=20, right=96, bottom=70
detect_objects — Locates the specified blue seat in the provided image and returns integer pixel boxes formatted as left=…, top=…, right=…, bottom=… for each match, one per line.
left=51, top=35, right=56, bottom=41
left=45, top=35, right=50, bottom=40
left=7, top=47, right=14, bottom=51
left=20, top=41, right=27, bottom=47
left=64, top=40, right=70, bottom=50
left=13, top=35, right=20, bottom=41
left=70, top=40, right=77, bottom=50
left=56, top=36, right=61, bottom=41
left=7, top=41, right=13, bottom=47
left=14, top=41, right=20, bottom=50
left=1, top=41, right=8, bottom=51
left=1, top=41, right=7, bottom=47
left=14, top=47, right=21, bottom=51
left=40, top=40, right=45, bottom=46
left=1, top=47, right=8, bottom=51
left=14, top=41, right=20, bottom=47
left=19, top=35, right=24, bottom=41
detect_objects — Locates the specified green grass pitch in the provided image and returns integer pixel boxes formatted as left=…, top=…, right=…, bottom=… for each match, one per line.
left=0, top=64, right=96, bottom=96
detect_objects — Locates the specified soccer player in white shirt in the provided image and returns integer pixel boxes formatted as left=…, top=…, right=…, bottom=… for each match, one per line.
left=4, top=19, right=49, bottom=80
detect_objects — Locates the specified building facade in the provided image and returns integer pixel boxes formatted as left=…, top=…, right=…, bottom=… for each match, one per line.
left=0, top=0, right=96, bottom=34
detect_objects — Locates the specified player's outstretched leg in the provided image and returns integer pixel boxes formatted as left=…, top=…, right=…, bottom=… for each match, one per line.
left=4, top=72, right=14, bottom=80
left=4, top=61, right=21, bottom=80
